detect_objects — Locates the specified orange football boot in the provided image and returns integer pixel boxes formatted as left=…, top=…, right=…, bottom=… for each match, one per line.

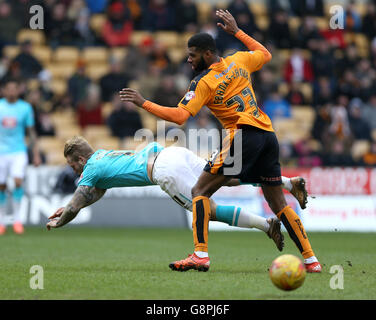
left=13, top=222, right=24, bottom=234
left=169, top=253, right=210, bottom=272
left=305, top=261, right=322, bottom=273
left=0, top=224, right=6, bottom=235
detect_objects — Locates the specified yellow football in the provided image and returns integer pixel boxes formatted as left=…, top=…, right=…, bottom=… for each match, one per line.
left=269, top=254, right=306, bottom=291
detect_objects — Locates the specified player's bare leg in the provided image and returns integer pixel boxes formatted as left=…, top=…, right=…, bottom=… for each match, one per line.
left=262, top=184, right=321, bottom=273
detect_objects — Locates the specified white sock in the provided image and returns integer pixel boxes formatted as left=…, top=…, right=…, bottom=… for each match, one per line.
left=237, top=209, right=269, bottom=233
left=194, top=251, right=209, bottom=258
left=281, top=176, right=292, bottom=191
left=304, top=256, right=318, bottom=264
left=12, top=200, right=22, bottom=223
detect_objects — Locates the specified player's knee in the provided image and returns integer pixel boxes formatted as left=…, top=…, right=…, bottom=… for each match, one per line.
left=191, top=185, right=210, bottom=199
left=268, top=198, right=287, bottom=214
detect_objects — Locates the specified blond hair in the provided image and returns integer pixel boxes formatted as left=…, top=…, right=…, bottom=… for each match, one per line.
left=64, top=136, right=94, bottom=161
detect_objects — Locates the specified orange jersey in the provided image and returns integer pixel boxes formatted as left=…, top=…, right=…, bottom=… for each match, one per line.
left=178, top=50, right=273, bottom=132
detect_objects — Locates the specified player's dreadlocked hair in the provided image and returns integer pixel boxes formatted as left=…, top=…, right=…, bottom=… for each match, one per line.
left=188, top=33, right=217, bottom=53
left=64, top=136, right=94, bottom=161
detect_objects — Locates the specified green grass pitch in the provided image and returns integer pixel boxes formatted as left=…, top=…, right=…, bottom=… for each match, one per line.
left=0, top=227, right=375, bottom=300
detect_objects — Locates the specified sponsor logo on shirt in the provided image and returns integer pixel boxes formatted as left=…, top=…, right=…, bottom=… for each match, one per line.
left=1, top=117, right=17, bottom=128
left=184, top=91, right=196, bottom=101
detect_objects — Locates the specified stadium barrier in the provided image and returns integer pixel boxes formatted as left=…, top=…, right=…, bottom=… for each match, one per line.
left=2, top=166, right=375, bottom=232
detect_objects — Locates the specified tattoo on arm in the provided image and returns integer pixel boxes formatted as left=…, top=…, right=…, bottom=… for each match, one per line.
left=56, top=186, right=106, bottom=227
left=27, top=127, right=38, bottom=151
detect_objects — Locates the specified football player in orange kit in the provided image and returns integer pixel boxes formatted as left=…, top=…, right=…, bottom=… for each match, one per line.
left=119, top=9, right=321, bottom=273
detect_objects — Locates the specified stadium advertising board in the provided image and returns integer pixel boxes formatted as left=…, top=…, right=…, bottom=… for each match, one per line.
left=3, top=167, right=376, bottom=231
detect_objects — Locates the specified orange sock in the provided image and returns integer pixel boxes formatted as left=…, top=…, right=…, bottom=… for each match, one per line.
left=192, top=196, right=211, bottom=252
left=277, top=205, right=314, bottom=259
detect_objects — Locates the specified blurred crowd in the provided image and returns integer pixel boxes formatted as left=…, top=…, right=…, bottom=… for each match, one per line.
left=1, top=0, right=376, bottom=167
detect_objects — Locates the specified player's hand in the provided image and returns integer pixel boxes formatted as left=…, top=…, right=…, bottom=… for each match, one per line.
left=46, top=218, right=60, bottom=230
left=49, top=207, right=64, bottom=220
left=119, top=88, right=146, bottom=107
left=216, top=9, right=240, bottom=35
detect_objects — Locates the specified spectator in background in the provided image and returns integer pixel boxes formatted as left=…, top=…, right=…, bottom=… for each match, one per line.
left=0, top=56, right=10, bottom=80
left=124, top=36, right=154, bottom=80
left=54, top=165, right=79, bottom=194
left=9, top=0, right=39, bottom=27
left=0, top=2, right=22, bottom=47
left=298, top=0, right=324, bottom=16
left=12, top=40, right=43, bottom=80
left=263, top=90, right=291, bottom=121
left=285, top=81, right=307, bottom=106
left=149, top=41, right=172, bottom=73
left=296, top=16, right=322, bottom=50
left=311, top=39, right=336, bottom=79
left=142, top=0, right=176, bottom=31
left=253, top=68, right=279, bottom=106
left=362, top=2, right=376, bottom=40
left=175, top=0, right=198, bottom=33
left=217, top=0, right=260, bottom=53
left=348, top=98, right=371, bottom=141
left=283, top=48, right=314, bottom=83
left=85, top=0, right=107, bottom=14
left=362, top=94, right=376, bottom=130
left=336, top=69, right=360, bottom=99
left=71, top=3, right=96, bottom=47
left=77, top=84, right=103, bottom=129
left=137, top=64, right=162, bottom=100
left=328, top=99, right=352, bottom=142
left=267, top=0, right=293, bottom=16
left=263, top=42, right=284, bottom=75
left=279, top=140, right=297, bottom=167
left=153, top=74, right=181, bottom=107
left=371, top=38, right=376, bottom=70
left=362, top=141, right=376, bottom=166
left=67, top=0, right=88, bottom=21
left=44, top=2, right=75, bottom=47
left=99, top=58, right=130, bottom=102
left=353, top=60, right=376, bottom=101
left=37, top=70, right=55, bottom=103
left=125, top=0, right=143, bottom=29
left=267, top=9, right=291, bottom=49
left=3, top=62, right=27, bottom=94
left=344, top=0, right=362, bottom=32
left=26, top=88, right=56, bottom=137
left=68, top=59, right=91, bottom=107
left=294, top=138, right=322, bottom=167
left=102, top=1, right=133, bottom=47
left=311, top=103, right=332, bottom=143
left=107, top=94, right=143, bottom=139
left=312, top=76, right=334, bottom=108
left=227, top=0, right=259, bottom=37
left=335, top=43, right=360, bottom=77
left=322, top=138, right=355, bottom=167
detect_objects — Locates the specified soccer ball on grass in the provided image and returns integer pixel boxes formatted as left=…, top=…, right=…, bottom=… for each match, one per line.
left=269, top=254, right=306, bottom=291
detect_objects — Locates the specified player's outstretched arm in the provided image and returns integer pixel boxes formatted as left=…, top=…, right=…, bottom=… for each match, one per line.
left=216, top=9, right=272, bottom=63
left=119, top=88, right=190, bottom=125
left=46, top=186, right=106, bottom=230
